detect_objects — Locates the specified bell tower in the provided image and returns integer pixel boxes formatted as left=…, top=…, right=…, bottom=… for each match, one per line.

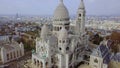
left=76, top=0, right=86, bottom=36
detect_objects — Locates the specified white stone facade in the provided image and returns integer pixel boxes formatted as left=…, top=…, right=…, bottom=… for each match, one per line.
left=32, top=0, right=90, bottom=68
left=0, top=36, right=24, bottom=64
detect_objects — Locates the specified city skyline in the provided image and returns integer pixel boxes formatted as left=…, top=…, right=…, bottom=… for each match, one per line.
left=0, top=0, right=120, bottom=16
left=0, top=0, right=120, bottom=68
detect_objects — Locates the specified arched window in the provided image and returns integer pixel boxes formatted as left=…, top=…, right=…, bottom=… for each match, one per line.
left=10, top=52, right=12, bottom=59
left=41, top=62, right=43, bottom=68
left=46, top=62, right=48, bottom=68
left=94, top=58, right=98, bottom=63
left=79, top=14, right=81, bottom=17
left=65, top=26, right=69, bottom=30
left=66, top=47, right=69, bottom=50
left=51, top=58, right=54, bottom=63
left=37, top=60, right=39, bottom=66
left=7, top=53, right=9, bottom=60
left=60, top=27, right=62, bottom=30
left=57, top=27, right=59, bottom=31
left=17, top=51, right=19, bottom=57
left=14, top=51, right=16, bottom=58
left=59, top=40, right=61, bottom=43
left=63, top=40, right=65, bottom=43
left=34, top=59, right=36, bottom=65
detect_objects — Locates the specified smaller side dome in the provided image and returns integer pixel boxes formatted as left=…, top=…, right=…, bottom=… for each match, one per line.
left=58, top=26, right=68, bottom=39
left=41, top=24, right=49, bottom=40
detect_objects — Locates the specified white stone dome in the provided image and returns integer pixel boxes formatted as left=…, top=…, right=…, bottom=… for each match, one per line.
left=59, top=26, right=68, bottom=39
left=41, top=24, right=49, bottom=40
left=53, top=0, right=69, bottom=20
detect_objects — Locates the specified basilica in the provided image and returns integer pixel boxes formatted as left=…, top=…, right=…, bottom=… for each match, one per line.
left=32, top=0, right=90, bottom=68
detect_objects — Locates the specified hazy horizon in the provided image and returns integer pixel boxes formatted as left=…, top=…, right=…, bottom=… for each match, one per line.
left=0, top=0, right=120, bottom=16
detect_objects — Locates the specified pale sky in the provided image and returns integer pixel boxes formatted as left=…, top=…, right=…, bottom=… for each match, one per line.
left=0, top=0, right=120, bottom=16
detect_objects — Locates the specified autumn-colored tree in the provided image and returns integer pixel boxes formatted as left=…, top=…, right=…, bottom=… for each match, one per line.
left=106, top=31, right=120, bottom=53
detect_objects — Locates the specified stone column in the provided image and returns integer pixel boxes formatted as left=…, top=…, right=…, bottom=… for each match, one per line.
left=66, top=54, right=69, bottom=68
left=9, top=53, right=11, bottom=61
left=12, top=51, right=14, bottom=60
left=1, top=47, right=7, bottom=63
left=58, top=54, right=62, bottom=68
left=43, top=61, right=46, bottom=68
